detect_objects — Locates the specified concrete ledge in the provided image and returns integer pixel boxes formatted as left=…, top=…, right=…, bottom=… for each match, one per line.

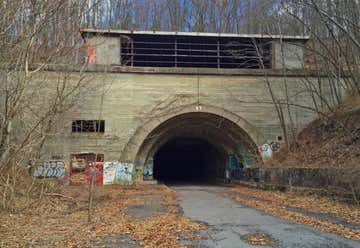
left=35, top=64, right=333, bottom=77
left=140, top=180, right=158, bottom=185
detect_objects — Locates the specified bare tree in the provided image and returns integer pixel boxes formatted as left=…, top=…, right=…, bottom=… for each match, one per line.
left=0, top=0, right=95, bottom=211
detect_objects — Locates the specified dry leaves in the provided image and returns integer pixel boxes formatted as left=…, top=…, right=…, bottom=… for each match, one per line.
left=243, top=232, right=275, bottom=246
left=0, top=184, right=206, bottom=248
left=220, top=185, right=360, bottom=240
left=231, top=186, right=360, bottom=225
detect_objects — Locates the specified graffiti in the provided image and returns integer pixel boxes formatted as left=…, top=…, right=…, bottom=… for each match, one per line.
left=115, top=163, right=134, bottom=184
left=71, top=159, right=86, bottom=172
left=270, top=141, right=280, bottom=152
left=103, top=162, right=118, bottom=185
left=143, top=164, right=153, bottom=180
left=33, top=161, right=65, bottom=178
left=86, top=162, right=103, bottom=185
left=102, top=162, right=135, bottom=185
left=143, top=158, right=154, bottom=180
left=87, top=45, right=97, bottom=64
left=258, top=141, right=281, bottom=160
left=242, top=151, right=255, bottom=168
left=228, top=154, right=239, bottom=169
left=59, top=166, right=70, bottom=185
left=258, top=144, right=273, bottom=160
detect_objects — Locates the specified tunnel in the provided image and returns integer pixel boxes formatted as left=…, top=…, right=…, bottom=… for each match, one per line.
left=134, top=110, right=260, bottom=184
left=153, top=137, right=226, bottom=183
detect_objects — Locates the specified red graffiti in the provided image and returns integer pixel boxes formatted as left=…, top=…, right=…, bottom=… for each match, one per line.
left=87, top=46, right=97, bottom=64
left=86, top=162, right=103, bottom=185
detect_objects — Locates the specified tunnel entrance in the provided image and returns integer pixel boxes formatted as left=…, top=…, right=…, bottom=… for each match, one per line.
left=153, top=137, right=225, bottom=183
left=133, top=109, right=260, bottom=185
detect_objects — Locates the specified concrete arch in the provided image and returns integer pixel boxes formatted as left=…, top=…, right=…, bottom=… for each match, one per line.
left=120, top=103, right=265, bottom=165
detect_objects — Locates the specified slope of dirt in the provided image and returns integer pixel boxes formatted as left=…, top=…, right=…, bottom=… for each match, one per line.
left=270, top=96, right=360, bottom=168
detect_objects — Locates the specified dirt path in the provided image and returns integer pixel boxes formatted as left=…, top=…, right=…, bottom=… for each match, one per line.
left=173, top=185, right=360, bottom=248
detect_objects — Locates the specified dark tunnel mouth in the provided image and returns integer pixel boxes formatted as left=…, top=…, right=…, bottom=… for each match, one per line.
left=153, top=137, right=226, bottom=184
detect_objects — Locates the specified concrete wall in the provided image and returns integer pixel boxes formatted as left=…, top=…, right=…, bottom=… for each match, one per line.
left=273, top=41, right=304, bottom=69
left=86, top=36, right=121, bottom=65
left=42, top=68, right=333, bottom=165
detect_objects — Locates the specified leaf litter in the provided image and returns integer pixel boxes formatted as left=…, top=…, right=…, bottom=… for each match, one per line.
left=218, top=185, right=360, bottom=240
left=0, top=184, right=206, bottom=247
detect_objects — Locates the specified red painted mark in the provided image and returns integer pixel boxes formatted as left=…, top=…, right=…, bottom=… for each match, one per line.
left=87, top=46, right=97, bottom=64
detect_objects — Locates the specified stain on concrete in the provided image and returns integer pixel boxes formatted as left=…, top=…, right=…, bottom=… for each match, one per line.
left=91, top=234, right=139, bottom=248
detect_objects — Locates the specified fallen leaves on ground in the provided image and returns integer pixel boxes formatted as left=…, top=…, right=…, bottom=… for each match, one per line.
left=269, top=98, right=360, bottom=169
left=242, top=232, right=276, bottom=246
left=231, top=186, right=360, bottom=225
left=220, top=185, right=360, bottom=240
left=0, top=184, right=206, bottom=248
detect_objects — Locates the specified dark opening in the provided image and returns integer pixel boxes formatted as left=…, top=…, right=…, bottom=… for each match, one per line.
left=120, top=34, right=272, bottom=69
left=153, top=137, right=225, bottom=184
left=72, top=120, right=105, bottom=133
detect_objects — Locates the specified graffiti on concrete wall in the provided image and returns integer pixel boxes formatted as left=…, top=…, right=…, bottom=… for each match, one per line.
left=269, top=141, right=280, bottom=152
left=143, top=158, right=153, bottom=180
left=59, top=165, right=70, bottom=185
left=242, top=151, right=255, bottom=168
left=115, top=163, right=134, bottom=184
left=86, top=162, right=103, bottom=185
left=33, top=161, right=66, bottom=178
left=228, top=154, right=239, bottom=169
left=87, top=45, right=97, bottom=64
left=103, top=162, right=118, bottom=185
left=258, top=141, right=281, bottom=160
left=258, top=144, right=273, bottom=160
left=102, top=162, right=135, bottom=185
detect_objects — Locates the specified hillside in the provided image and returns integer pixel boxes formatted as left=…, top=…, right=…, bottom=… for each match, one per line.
left=270, top=96, right=360, bottom=168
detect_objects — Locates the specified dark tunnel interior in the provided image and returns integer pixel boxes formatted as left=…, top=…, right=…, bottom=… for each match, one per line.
left=153, top=137, right=226, bottom=184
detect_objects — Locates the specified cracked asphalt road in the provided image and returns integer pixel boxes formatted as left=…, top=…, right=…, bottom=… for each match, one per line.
left=173, top=185, right=360, bottom=248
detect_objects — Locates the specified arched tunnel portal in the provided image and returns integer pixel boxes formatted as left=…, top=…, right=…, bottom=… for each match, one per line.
left=135, top=111, right=260, bottom=184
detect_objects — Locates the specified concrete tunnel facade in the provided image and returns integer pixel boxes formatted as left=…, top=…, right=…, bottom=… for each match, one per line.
left=39, top=29, right=335, bottom=185
left=123, top=104, right=264, bottom=183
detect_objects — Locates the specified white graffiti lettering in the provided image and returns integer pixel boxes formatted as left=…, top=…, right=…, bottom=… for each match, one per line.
left=258, top=144, right=273, bottom=159
left=103, top=162, right=118, bottom=185
left=33, top=161, right=65, bottom=178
